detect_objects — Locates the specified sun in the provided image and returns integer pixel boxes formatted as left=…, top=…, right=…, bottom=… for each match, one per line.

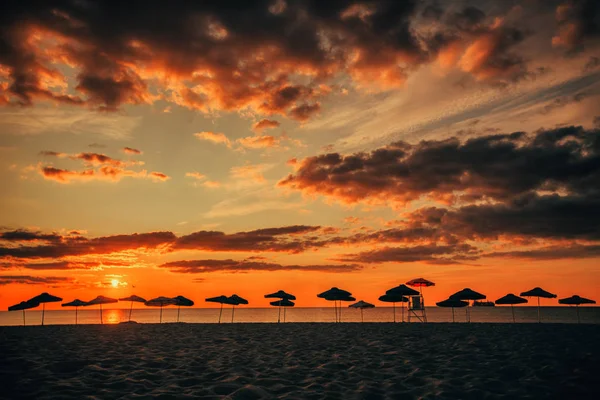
left=111, top=279, right=119, bottom=288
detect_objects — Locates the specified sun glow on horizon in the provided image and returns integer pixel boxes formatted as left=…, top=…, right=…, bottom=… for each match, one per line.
left=111, top=279, right=119, bottom=288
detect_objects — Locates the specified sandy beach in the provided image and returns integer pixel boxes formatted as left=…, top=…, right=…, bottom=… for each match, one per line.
left=0, top=323, right=598, bottom=399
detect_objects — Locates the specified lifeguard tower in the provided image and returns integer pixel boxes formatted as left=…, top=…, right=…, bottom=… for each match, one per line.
left=406, top=278, right=435, bottom=322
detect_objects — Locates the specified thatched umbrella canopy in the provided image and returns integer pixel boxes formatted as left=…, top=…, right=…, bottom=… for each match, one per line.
left=269, top=299, right=295, bottom=322
left=378, top=293, right=408, bottom=322
left=61, top=299, right=87, bottom=325
left=84, top=295, right=118, bottom=324
left=119, top=295, right=147, bottom=323
left=8, top=299, right=39, bottom=326
left=559, top=295, right=596, bottom=323
left=173, top=295, right=194, bottom=323
left=318, top=287, right=353, bottom=322
left=228, top=294, right=248, bottom=323
left=205, top=295, right=234, bottom=323
left=495, top=294, right=527, bottom=323
left=386, top=285, right=419, bottom=323
left=27, top=292, right=63, bottom=326
left=450, top=288, right=486, bottom=322
left=144, top=296, right=176, bottom=323
left=265, top=290, right=296, bottom=322
left=436, top=298, right=468, bottom=322
left=349, top=300, right=375, bottom=322
left=520, top=287, right=557, bottom=323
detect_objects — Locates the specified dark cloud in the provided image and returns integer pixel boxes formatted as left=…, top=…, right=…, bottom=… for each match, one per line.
left=421, top=194, right=600, bottom=241
left=174, top=225, right=326, bottom=253
left=338, top=244, right=480, bottom=264
left=421, top=4, right=531, bottom=84
left=280, top=126, right=600, bottom=206
left=0, top=0, right=425, bottom=116
left=0, top=275, right=73, bottom=285
left=22, top=261, right=101, bottom=270
left=253, top=119, right=280, bottom=133
left=584, top=56, right=600, bottom=72
left=553, top=0, right=600, bottom=51
left=0, top=231, right=176, bottom=259
left=123, top=147, right=142, bottom=155
left=0, top=230, right=61, bottom=242
left=0, top=225, right=328, bottom=259
left=486, top=244, right=600, bottom=260
left=160, top=258, right=361, bottom=273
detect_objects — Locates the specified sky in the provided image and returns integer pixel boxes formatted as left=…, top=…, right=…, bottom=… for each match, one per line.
left=1, top=0, right=599, bottom=309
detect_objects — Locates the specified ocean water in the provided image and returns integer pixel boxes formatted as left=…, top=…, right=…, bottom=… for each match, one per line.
left=0, top=306, right=598, bottom=326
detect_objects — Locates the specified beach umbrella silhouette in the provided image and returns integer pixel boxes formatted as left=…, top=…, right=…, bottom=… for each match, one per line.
left=205, top=295, right=233, bottom=323
left=119, top=295, right=147, bottom=322
left=228, top=294, right=248, bottom=323
left=349, top=300, right=375, bottom=322
left=436, top=298, right=468, bottom=322
left=265, top=290, right=296, bottom=323
left=450, top=288, right=486, bottom=322
left=8, top=299, right=39, bottom=326
left=406, top=278, right=435, bottom=289
left=378, top=293, right=408, bottom=323
left=61, top=299, right=86, bottom=325
left=386, top=284, right=419, bottom=322
left=318, top=287, right=353, bottom=322
left=520, top=287, right=557, bottom=323
left=270, top=299, right=295, bottom=322
left=84, top=295, right=118, bottom=324
left=145, top=296, right=176, bottom=323
left=559, top=295, right=596, bottom=323
left=173, top=295, right=194, bottom=323
left=495, top=294, right=528, bottom=323
left=27, top=292, right=63, bottom=325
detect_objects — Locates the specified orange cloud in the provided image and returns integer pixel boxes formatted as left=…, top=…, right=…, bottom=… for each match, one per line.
left=185, top=172, right=206, bottom=180
left=39, top=166, right=168, bottom=184
left=252, top=119, right=280, bottom=133
left=123, top=147, right=142, bottom=155
left=236, top=135, right=280, bottom=149
left=194, top=131, right=231, bottom=147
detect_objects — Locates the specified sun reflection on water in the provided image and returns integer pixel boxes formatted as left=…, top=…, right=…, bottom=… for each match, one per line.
left=105, top=309, right=122, bottom=324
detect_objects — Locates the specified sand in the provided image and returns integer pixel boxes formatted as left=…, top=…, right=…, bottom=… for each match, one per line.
left=0, top=323, right=598, bottom=399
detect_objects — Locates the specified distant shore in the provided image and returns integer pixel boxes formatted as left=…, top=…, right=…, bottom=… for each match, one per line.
left=1, top=323, right=598, bottom=399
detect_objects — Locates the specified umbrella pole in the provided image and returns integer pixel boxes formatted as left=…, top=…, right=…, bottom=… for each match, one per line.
left=361, top=308, right=364, bottom=323
left=177, top=305, right=181, bottom=323
left=278, top=303, right=281, bottom=323
left=466, top=303, right=469, bottom=323
left=76, top=307, right=78, bottom=325
left=511, top=305, right=515, bottom=323
left=160, top=305, right=163, bottom=324
left=576, top=305, right=580, bottom=324
left=393, top=302, right=396, bottom=323
left=41, top=303, right=45, bottom=326
left=231, top=305, right=235, bottom=323
left=537, top=297, right=541, bottom=323
left=451, top=307, right=455, bottom=323
left=218, top=303, right=223, bottom=323
left=401, top=301, right=404, bottom=323
left=284, top=307, right=287, bottom=323
left=129, top=301, right=133, bottom=322
left=333, top=302, right=337, bottom=322
left=100, top=304, right=103, bottom=324
left=339, top=302, right=342, bottom=323
left=23, top=310, right=26, bottom=326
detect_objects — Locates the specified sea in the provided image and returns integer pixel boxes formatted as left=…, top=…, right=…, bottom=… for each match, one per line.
left=0, top=306, right=599, bottom=326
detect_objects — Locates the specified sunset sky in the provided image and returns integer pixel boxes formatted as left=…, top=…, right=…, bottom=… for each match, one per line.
left=1, top=0, right=599, bottom=309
